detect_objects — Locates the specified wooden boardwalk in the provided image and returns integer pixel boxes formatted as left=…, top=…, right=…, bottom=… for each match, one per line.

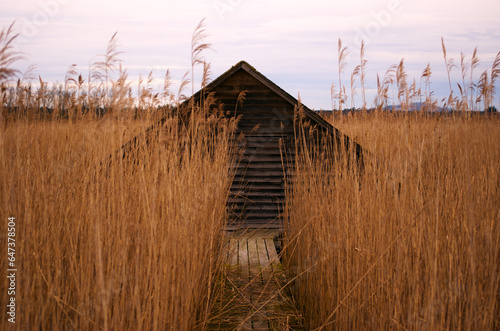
left=208, top=229, right=304, bottom=330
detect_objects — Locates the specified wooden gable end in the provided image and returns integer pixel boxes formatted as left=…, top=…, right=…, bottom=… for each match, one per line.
left=188, top=61, right=363, bottom=229
left=206, top=68, right=295, bottom=229
left=116, top=61, right=364, bottom=230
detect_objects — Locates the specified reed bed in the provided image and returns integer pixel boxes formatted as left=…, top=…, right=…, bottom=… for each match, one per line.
left=283, top=112, right=500, bottom=330
left=0, top=19, right=237, bottom=330
left=1, top=18, right=500, bottom=330
left=0, top=112, right=235, bottom=330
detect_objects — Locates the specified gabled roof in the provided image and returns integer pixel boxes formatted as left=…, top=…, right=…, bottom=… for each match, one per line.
left=204, top=60, right=298, bottom=106
left=195, top=60, right=345, bottom=139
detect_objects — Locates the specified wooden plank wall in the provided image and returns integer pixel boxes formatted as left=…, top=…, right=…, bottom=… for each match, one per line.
left=213, top=70, right=296, bottom=228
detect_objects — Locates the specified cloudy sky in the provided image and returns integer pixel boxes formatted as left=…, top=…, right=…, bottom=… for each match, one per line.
left=1, top=0, right=499, bottom=109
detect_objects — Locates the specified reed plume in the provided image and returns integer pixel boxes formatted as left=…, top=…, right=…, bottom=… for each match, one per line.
left=330, top=82, right=336, bottom=111
left=489, top=51, right=500, bottom=110
left=337, top=39, right=349, bottom=112
left=93, top=32, right=122, bottom=110
left=470, top=47, right=479, bottom=111
left=459, top=52, right=469, bottom=111
left=191, top=18, right=211, bottom=97
left=396, top=59, right=408, bottom=110
left=441, top=37, right=456, bottom=109
left=0, top=22, right=22, bottom=84
left=420, top=63, right=433, bottom=111
left=350, top=64, right=360, bottom=109
left=359, top=41, right=367, bottom=110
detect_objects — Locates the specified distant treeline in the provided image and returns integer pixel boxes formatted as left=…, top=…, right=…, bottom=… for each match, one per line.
left=319, top=106, right=499, bottom=117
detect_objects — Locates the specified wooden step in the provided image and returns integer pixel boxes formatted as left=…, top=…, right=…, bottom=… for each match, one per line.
left=230, top=183, right=284, bottom=190
left=230, top=191, right=285, bottom=198
left=232, top=177, right=283, bottom=184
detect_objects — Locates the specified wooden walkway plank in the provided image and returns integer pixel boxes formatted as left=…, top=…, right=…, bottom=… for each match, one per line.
left=247, top=238, right=270, bottom=330
left=247, top=239, right=261, bottom=279
left=229, top=238, right=239, bottom=266
left=237, top=238, right=253, bottom=330
left=256, top=238, right=272, bottom=280
left=209, top=230, right=304, bottom=330
left=264, top=238, right=279, bottom=266
left=238, top=238, right=250, bottom=279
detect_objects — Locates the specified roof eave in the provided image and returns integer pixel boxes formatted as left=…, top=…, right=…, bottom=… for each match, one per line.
left=186, top=60, right=337, bottom=134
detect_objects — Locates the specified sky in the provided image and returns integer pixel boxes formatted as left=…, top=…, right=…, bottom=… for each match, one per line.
left=1, top=0, right=499, bottom=110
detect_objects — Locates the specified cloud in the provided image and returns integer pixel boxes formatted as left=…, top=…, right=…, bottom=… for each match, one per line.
left=1, top=0, right=499, bottom=109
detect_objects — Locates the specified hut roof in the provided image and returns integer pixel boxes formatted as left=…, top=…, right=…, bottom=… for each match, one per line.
left=120, top=60, right=365, bottom=229
left=188, top=61, right=364, bottom=229
left=193, top=60, right=342, bottom=136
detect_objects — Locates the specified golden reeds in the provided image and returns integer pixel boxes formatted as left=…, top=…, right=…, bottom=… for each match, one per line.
left=359, top=41, right=367, bottom=111
left=0, top=19, right=235, bottom=330
left=284, top=112, right=500, bottom=330
left=0, top=18, right=499, bottom=330
left=333, top=38, right=498, bottom=113
left=336, top=39, right=349, bottom=112
left=0, top=115, right=235, bottom=330
left=0, top=22, right=22, bottom=84
left=441, top=37, right=456, bottom=109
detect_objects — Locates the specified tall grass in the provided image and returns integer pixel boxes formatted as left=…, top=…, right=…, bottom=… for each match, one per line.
left=335, top=38, right=499, bottom=112
left=283, top=112, right=500, bottom=329
left=0, top=20, right=236, bottom=330
left=1, top=18, right=500, bottom=329
left=0, top=114, right=235, bottom=330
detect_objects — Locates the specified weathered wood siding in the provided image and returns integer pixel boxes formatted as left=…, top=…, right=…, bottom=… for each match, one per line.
left=116, top=61, right=363, bottom=229
left=187, top=61, right=364, bottom=229
left=211, top=69, right=295, bottom=228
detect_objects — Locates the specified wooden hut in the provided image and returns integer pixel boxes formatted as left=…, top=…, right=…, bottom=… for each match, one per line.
left=187, top=61, right=363, bottom=229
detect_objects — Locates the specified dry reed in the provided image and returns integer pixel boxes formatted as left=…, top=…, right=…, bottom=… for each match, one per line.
left=0, top=19, right=236, bottom=330
left=0, top=114, right=235, bottom=330
left=1, top=18, right=499, bottom=329
left=283, top=112, right=500, bottom=330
